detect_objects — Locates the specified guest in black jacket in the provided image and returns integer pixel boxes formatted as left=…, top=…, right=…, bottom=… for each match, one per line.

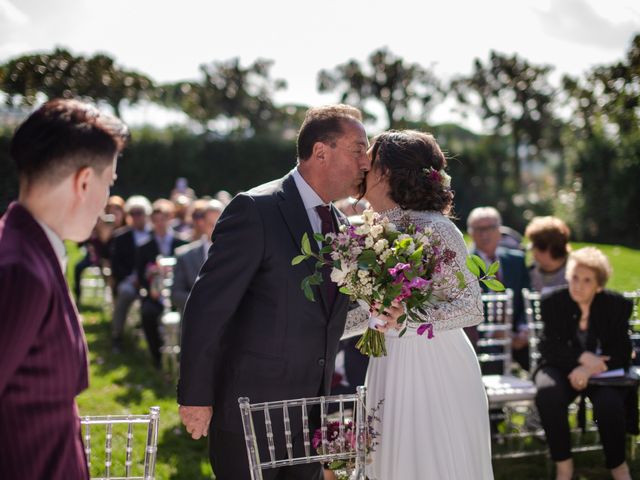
left=534, top=247, right=633, bottom=480
left=136, top=199, right=187, bottom=368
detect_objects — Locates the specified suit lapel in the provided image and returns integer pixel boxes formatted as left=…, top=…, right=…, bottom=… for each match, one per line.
left=278, top=174, right=332, bottom=311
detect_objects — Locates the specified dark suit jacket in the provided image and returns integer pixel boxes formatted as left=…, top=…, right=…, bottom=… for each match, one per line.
left=178, top=172, right=351, bottom=433
left=136, top=234, right=187, bottom=295
left=171, top=239, right=208, bottom=313
left=0, top=202, right=89, bottom=480
left=474, top=246, right=530, bottom=331
left=110, top=227, right=137, bottom=286
left=538, top=287, right=632, bottom=375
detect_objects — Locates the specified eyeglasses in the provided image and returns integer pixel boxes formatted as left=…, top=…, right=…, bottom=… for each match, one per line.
left=129, top=210, right=146, bottom=217
left=471, top=224, right=499, bottom=234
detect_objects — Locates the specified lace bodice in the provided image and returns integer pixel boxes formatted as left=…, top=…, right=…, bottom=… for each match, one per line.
left=342, top=208, right=483, bottom=339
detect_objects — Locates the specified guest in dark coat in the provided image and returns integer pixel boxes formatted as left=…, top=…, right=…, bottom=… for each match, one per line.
left=0, top=99, right=128, bottom=479
left=136, top=199, right=187, bottom=368
left=534, top=247, right=633, bottom=480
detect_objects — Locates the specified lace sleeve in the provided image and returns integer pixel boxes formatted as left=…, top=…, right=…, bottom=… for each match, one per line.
left=409, top=216, right=483, bottom=332
left=341, top=303, right=370, bottom=340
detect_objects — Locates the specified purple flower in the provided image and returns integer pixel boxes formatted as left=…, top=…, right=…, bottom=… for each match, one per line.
left=417, top=323, right=434, bottom=339
left=388, top=263, right=411, bottom=277
left=408, top=277, right=429, bottom=289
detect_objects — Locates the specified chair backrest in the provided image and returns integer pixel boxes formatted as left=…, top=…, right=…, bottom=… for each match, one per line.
left=623, top=290, right=640, bottom=365
left=477, top=289, right=514, bottom=376
left=238, top=387, right=367, bottom=480
left=522, top=288, right=543, bottom=373
left=81, top=406, right=160, bottom=480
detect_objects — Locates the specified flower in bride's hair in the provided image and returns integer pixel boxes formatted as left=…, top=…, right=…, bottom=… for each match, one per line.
left=423, top=166, right=451, bottom=188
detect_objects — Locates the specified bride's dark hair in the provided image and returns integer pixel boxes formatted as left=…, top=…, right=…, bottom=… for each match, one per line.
left=369, top=130, right=454, bottom=214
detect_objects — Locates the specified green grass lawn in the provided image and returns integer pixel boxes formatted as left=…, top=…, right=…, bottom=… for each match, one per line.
left=68, top=240, right=640, bottom=479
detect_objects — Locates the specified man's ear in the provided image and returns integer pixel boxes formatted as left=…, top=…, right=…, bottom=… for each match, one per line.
left=73, top=166, right=93, bottom=199
left=312, top=141, right=327, bottom=163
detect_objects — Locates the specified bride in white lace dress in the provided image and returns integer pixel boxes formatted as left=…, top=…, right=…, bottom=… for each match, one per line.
left=357, top=130, right=493, bottom=479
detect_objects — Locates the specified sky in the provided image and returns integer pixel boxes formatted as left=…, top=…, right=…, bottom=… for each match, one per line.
left=1, top=0, right=639, bottom=131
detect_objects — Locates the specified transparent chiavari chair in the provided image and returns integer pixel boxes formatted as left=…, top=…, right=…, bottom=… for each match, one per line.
left=81, top=406, right=160, bottom=480
left=239, top=386, right=367, bottom=480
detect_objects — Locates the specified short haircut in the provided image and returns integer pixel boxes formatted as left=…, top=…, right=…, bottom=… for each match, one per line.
left=10, top=99, right=129, bottom=183
left=191, top=199, right=225, bottom=219
left=296, top=104, right=363, bottom=161
left=566, top=247, right=612, bottom=287
left=467, top=207, right=502, bottom=231
left=151, top=198, right=175, bottom=217
left=525, top=216, right=571, bottom=260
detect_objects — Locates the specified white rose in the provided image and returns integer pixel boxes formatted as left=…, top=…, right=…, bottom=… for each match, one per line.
left=373, top=239, right=388, bottom=254
left=364, top=236, right=374, bottom=248
left=370, top=224, right=384, bottom=238
left=355, top=224, right=371, bottom=235
left=380, top=250, right=392, bottom=262
left=330, top=264, right=351, bottom=285
left=362, top=209, right=375, bottom=225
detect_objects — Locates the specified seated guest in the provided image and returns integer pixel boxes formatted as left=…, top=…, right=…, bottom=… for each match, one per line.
left=535, top=247, right=634, bottom=480
left=171, top=199, right=224, bottom=313
left=467, top=206, right=531, bottom=370
left=106, top=195, right=126, bottom=229
left=525, top=216, right=571, bottom=294
left=110, top=195, right=152, bottom=351
left=137, top=199, right=187, bottom=368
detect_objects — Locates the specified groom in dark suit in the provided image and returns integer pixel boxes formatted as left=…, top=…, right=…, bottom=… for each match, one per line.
left=178, top=104, right=370, bottom=480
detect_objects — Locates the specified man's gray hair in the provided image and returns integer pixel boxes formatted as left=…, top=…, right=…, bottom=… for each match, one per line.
left=124, top=195, right=152, bottom=215
left=467, top=206, right=502, bottom=231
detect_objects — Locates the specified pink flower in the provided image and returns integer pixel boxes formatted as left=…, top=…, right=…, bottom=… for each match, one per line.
left=408, top=277, right=429, bottom=289
left=388, top=263, right=411, bottom=277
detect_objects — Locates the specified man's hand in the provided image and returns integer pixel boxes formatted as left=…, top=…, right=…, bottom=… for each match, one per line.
left=568, top=366, right=590, bottom=391
left=578, top=351, right=610, bottom=375
left=179, top=405, right=213, bottom=440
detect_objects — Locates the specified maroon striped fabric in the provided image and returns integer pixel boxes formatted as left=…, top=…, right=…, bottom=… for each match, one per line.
left=0, top=202, right=89, bottom=480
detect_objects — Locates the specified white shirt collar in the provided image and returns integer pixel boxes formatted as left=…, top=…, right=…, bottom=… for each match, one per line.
left=292, top=167, right=329, bottom=210
left=36, top=219, right=67, bottom=273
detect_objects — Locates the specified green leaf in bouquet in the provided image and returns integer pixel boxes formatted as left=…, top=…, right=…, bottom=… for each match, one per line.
left=309, top=272, right=323, bottom=285
left=455, top=270, right=467, bottom=289
left=291, top=255, right=307, bottom=266
left=397, top=313, right=407, bottom=325
left=384, top=283, right=403, bottom=304
left=338, top=286, right=352, bottom=295
left=316, top=261, right=324, bottom=270
left=357, top=250, right=377, bottom=269
left=488, top=261, right=500, bottom=276
left=301, top=233, right=312, bottom=255
left=398, top=327, right=407, bottom=337
left=301, top=277, right=315, bottom=302
left=465, top=255, right=480, bottom=277
left=313, top=233, right=325, bottom=243
left=319, top=245, right=333, bottom=254
left=408, top=245, right=423, bottom=263
left=481, top=278, right=505, bottom=292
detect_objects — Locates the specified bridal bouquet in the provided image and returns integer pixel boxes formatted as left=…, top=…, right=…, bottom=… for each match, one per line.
left=292, top=209, right=503, bottom=357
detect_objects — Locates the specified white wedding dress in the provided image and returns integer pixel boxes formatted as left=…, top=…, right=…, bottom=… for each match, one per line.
left=344, top=208, right=493, bottom=480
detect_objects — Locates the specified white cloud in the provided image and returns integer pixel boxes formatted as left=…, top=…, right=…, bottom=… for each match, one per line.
left=0, top=0, right=29, bottom=26
left=535, top=0, right=639, bottom=49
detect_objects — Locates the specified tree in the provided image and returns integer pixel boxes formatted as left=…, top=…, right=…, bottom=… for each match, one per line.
left=157, top=58, right=286, bottom=136
left=0, top=48, right=154, bottom=117
left=318, top=47, right=441, bottom=128
left=451, top=51, right=557, bottom=188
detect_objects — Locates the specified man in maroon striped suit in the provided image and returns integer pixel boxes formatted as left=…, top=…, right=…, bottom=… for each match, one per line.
left=0, top=99, right=128, bottom=479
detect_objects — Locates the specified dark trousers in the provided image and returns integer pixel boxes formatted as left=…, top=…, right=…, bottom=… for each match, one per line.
left=140, top=298, right=164, bottom=368
left=535, top=365, right=627, bottom=469
left=73, top=253, right=95, bottom=302
left=210, top=427, right=323, bottom=480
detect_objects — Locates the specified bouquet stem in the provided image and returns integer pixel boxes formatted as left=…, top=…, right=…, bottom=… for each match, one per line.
left=356, top=328, right=387, bottom=357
